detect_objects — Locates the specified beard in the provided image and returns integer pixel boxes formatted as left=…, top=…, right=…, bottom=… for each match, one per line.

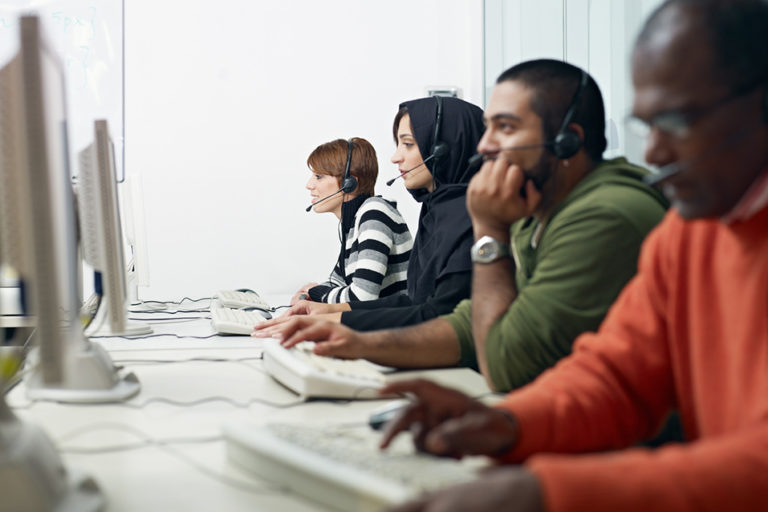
left=522, top=150, right=558, bottom=193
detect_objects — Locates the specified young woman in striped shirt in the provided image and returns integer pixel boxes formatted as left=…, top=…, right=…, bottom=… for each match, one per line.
left=296, top=137, right=413, bottom=304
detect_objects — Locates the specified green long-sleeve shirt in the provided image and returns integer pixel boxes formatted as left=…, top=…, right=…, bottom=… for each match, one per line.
left=444, top=157, right=668, bottom=391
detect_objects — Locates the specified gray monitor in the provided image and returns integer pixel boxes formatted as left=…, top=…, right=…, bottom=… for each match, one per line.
left=76, top=119, right=151, bottom=336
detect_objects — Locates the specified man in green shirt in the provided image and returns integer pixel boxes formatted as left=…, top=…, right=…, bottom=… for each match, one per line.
left=256, top=59, right=668, bottom=392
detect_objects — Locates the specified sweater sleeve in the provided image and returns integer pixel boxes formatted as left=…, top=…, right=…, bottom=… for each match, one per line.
left=324, top=208, right=399, bottom=303
left=525, top=427, right=768, bottom=512
left=340, top=271, right=471, bottom=331
left=482, top=201, right=660, bottom=391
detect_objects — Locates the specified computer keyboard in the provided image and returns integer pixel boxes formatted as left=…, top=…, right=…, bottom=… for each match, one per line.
left=262, top=339, right=389, bottom=399
left=210, top=307, right=269, bottom=335
left=224, top=422, right=485, bottom=512
left=215, top=289, right=272, bottom=311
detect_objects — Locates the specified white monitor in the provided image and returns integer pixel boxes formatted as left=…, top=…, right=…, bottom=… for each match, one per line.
left=0, top=15, right=139, bottom=402
left=122, top=172, right=151, bottom=304
left=0, top=15, right=108, bottom=512
left=76, top=120, right=151, bottom=336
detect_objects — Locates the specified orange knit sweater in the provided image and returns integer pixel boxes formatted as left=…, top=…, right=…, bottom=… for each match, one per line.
left=496, top=203, right=768, bottom=512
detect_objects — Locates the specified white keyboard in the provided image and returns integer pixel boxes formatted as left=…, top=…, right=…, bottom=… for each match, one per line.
left=262, top=339, right=389, bottom=399
left=224, top=422, right=485, bottom=512
left=215, top=289, right=272, bottom=311
left=210, top=307, right=269, bottom=335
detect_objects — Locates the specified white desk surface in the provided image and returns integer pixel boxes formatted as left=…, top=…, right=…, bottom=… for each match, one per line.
left=5, top=297, right=493, bottom=512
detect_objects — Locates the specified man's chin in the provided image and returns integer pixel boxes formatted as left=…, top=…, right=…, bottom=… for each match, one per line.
left=671, top=200, right=723, bottom=221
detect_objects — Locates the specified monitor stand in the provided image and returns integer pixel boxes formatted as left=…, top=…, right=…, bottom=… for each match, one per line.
left=83, top=296, right=152, bottom=337
left=24, top=339, right=141, bottom=403
left=0, top=396, right=105, bottom=512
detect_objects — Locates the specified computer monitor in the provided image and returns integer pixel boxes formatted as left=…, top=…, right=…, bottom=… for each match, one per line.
left=0, top=15, right=107, bottom=512
left=122, top=172, right=151, bottom=305
left=0, top=15, right=139, bottom=403
left=76, top=119, right=151, bottom=336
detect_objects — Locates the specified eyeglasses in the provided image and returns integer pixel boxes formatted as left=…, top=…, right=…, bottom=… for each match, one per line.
left=626, top=82, right=762, bottom=139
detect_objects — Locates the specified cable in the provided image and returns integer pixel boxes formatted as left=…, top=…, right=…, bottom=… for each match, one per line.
left=89, top=333, right=220, bottom=340
left=112, top=355, right=264, bottom=367
left=54, top=421, right=288, bottom=495
left=128, top=316, right=208, bottom=323
left=129, top=308, right=211, bottom=315
left=129, top=297, right=212, bottom=313
left=123, top=395, right=306, bottom=410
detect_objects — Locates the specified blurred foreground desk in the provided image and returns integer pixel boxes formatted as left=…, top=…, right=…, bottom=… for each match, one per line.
left=6, top=305, right=492, bottom=512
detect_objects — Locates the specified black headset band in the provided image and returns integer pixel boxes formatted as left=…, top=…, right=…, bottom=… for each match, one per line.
left=557, top=70, right=589, bottom=137
left=433, top=95, right=443, bottom=154
left=344, top=138, right=353, bottom=182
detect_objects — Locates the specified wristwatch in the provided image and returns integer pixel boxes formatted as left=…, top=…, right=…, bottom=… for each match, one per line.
left=470, top=235, right=511, bottom=264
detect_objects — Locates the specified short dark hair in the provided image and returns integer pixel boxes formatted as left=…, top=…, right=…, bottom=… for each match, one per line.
left=306, top=137, right=378, bottom=196
left=637, top=0, right=768, bottom=92
left=497, top=59, right=607, bottom=161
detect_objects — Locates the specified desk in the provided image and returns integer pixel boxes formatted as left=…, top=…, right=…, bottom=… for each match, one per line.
left=5, top=299, right=492, bottom=512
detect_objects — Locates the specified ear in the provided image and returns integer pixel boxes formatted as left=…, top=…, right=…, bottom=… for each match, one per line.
left=569, top=123, right=585, bottom=145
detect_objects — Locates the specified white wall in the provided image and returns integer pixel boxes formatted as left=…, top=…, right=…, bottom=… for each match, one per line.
left=125, top=0, right=484, bottom=301
left=483, top=0, right=665, bottom=165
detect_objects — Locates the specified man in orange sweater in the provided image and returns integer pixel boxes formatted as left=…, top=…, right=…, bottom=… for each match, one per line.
left=379, top=1, right=768, bottom=511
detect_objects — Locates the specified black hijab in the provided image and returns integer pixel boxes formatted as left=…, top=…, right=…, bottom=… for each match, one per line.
left=397, top=97, right=485, bottom=304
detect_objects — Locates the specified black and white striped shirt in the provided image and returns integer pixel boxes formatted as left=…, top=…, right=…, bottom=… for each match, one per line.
left=309, top=196, right=412, bottom=303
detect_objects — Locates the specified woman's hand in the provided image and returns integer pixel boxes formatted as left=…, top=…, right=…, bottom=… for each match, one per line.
left=251, top=312, right=343, bottom=339
left=284, top=300, right=351, bottom=317
left=290, top=282, right=318, bottom=305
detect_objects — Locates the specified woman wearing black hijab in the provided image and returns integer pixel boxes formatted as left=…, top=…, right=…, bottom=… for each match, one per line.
left=272, top=96, right=485, bottom=331
left=339, top=96, right=484, bottom=330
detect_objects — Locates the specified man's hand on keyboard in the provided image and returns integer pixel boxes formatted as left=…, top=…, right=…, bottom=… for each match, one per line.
left=388, top=466, right=543, bottom=512
left=379, top=379, right=518, bottom=459
left=258, top=316, right=370, bottom=359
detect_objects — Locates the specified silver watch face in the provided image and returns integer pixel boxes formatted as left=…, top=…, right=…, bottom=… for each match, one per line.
left=472, top=236, right=508, bottom=263
left=477, top=240, right=499, bottom=260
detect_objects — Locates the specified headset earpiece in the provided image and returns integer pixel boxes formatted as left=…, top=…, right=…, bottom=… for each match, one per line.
left=551, top=70, right=589, bottom=160
left=552, top=130, right=582, bottom=160
left=341, top=138, right=358, bottom=193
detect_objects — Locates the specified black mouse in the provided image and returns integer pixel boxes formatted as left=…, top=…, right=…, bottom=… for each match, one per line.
left=368, top=399, right=410, bottom=430
left=242, top=306, right=272, bottom=320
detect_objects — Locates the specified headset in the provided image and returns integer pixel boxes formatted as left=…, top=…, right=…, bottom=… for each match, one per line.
left=550, top=69, right=589, bottom=160
left=340, top=138, right=358, bottom=193
left=304, top=138, right=358, bottom=212
left=430, top=95, right=449, bottom=163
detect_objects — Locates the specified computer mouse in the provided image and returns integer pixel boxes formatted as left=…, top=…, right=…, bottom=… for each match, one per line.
left=236, top=288, right=258, bottom=295
left=368, top=399, right=410, bottom=431
left=242, top=306, right=272, bottom=320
